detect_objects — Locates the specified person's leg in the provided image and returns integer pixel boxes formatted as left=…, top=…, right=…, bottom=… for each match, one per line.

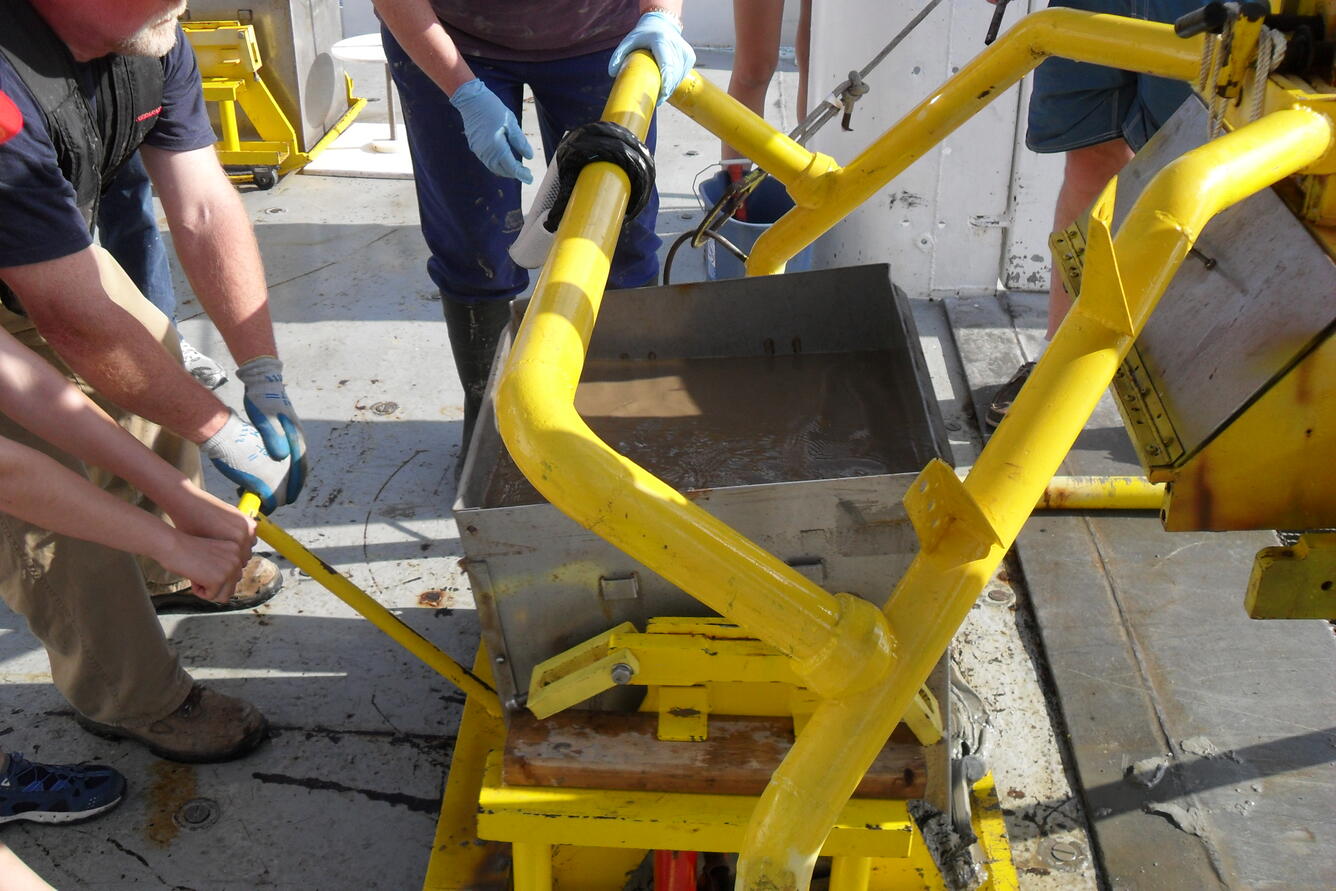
left=97, top=153, right=175, bottom=320
left=1047, top=138, right=1133, bottom=336
left=528, top=49, right=661, bottom=290
left=383, top=30, right=528, bottom=450
left=796, top=0, right=811, bottom=120
left=97, top=154, right=228, bottom=389
left=723, top=0, right=785, bottom=162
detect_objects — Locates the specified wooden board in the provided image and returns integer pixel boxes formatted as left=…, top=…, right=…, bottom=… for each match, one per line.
left=503, top=711, right=928, bottom=799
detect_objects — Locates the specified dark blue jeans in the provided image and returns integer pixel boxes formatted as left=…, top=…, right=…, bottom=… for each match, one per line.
left=383, top=31, right=661, bottom=302
left=98, top=153, right=177, bottom=320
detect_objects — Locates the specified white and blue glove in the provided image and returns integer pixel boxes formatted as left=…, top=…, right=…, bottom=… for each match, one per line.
left=202, top=411, right=291, bottom=515
left=608, top=10, right=696, bottom=106
left=236, top=355, right=307, bottom=507
left=449, top=78, right=534, bottom=183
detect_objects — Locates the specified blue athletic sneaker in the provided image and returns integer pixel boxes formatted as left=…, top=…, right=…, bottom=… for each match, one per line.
left=0, top=753, right=126, bottom=825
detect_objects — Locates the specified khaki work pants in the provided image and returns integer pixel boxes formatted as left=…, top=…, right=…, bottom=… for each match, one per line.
left=0, top=248, right=195, bottom=724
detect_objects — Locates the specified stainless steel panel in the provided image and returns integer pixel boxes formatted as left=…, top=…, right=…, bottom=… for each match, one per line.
left=185, top=1, right=347, bottom=151
left=1111, top=97, right=1336, bottom=458
left=455, top=265, right=950, bottom=710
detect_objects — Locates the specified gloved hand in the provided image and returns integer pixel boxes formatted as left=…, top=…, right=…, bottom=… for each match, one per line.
left=202, top=411, right=291, bottom=515
left=235, top=355, right=307, bottom=506
left=608, top=10, right=696, bottom=106
left=449, top=78, right=534, bottom=183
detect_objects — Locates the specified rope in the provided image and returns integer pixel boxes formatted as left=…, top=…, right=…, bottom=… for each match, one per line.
left=1248, top=27, right=1287, bottom=122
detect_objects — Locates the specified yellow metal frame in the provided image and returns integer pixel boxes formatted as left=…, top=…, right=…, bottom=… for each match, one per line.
left=223, top=9, right=1333, bottom=889
left=489, top=11, right=1333, bottom=888
left=184, top=21, right=366, bottom=185
left=424, top=651, right=1012, bottom=891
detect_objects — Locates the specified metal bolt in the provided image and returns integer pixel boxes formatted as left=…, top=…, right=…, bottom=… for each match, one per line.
left=494, top=655, right=506, bottom=665
left=986, top=587, right=1012, bottom=604
left=1046, top=839, right=1084, bottom=865
left=173, top=798, right=220, bottom=830
left=609, top=662, right=634, bottom=685
left=1144, top=443, right=1161, bottom=456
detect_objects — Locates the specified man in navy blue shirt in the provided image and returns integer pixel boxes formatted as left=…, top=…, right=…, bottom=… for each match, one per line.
left=0, top=0, right=307, bottom=763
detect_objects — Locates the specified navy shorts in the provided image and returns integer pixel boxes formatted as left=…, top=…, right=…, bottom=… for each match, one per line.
left=1027, top=0, right=1200, bottom=153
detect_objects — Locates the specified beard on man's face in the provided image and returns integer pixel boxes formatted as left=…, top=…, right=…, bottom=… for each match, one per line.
left=113, top=3, right=185, bottom=57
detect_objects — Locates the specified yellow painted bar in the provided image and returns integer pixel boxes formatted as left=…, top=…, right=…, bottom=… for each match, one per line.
left=828, top=856, right=871, bottom=891
left=236, top=493, right=503, bottom=716
left=495, top=51, right=893, bottom=698
left=735, top=109, right=1333, bottom=888
left=218, top=98, right=242, bottom=153
left=670, top=71, right=837, bottom=202
left=746, top=9, right=1209, bottom=275
left=1037, top=475, right=1165, bottom=510
left=511, top=843, right=553, bottom=891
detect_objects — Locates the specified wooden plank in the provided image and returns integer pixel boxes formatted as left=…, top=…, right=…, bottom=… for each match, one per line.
left=503, top=711, right=928, bottom=799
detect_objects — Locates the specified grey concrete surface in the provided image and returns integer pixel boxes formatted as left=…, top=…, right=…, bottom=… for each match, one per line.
left=2, top=51, right=1105, bottom=891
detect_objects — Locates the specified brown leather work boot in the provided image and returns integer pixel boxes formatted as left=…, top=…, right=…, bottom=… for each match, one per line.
left=151, top=555, right=283, bottom=614
left=76, top=685, right=269, bottom=764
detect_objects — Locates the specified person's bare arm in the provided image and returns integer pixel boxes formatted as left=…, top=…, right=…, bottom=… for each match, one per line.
left=0, top=245, right=230, bottom=442
left=0, top=326, right=252, bottom=546
left=0, top=437, right=247, bottom=601
left=374, top=0, right=476, bottom=97
left=139, top=144, right=277, bottom=364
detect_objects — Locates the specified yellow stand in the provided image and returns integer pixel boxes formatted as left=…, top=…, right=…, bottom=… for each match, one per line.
left=183, top=21, right=365, bottom=188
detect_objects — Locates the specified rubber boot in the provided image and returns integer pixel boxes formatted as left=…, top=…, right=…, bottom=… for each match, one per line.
left=441, top=295, right=513, bottom=460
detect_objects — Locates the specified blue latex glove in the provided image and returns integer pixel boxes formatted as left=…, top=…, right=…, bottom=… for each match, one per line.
left=449, top=78, right=534, bottom=183
left=202, top=411, right=291, bottom=515
left=236, top=356, right=307, bottom=506
left=608, top=10, right=696, bottom=106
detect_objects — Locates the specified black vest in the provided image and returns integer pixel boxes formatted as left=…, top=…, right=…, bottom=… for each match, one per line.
left=0, top=0, right=167, bottom=313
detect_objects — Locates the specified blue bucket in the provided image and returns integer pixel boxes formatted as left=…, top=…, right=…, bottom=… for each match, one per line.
left=696, top=170, right=814, bottom=280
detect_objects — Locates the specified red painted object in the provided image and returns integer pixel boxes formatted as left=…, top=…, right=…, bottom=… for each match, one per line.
left=653, top=849, right=698, bottom=890
left=0, top=89, right=21, bottom=145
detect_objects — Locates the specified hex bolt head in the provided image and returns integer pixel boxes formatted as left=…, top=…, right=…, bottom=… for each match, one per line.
left=609, top=662, right=634, bottom=686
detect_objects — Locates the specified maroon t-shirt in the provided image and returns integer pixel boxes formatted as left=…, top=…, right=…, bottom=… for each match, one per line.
left=429, top=0, right=640, bottom=61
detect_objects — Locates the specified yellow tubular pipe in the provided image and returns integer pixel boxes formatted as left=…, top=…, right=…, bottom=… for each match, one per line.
left=236, top=493, right=503, bottom=717
left=1037, top=475, right=1166, bottom=510
left=744, top=8, right=1207, bottom=275
left=496, top=50, right=893, bottom=699
left=736, top=108, right=1333, bottom=889
left=670, top=71, right=834, bottom=197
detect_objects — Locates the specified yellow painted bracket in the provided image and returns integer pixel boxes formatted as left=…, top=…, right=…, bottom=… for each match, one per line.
left=1073, top=211, right=1135, bottom=338
left=236, top=493, right=502, bottom=716
left=529, top=618, right=943, bottom=744
left=1246, top=532, right=1336, bottom=619
left=905, top=459, right=1002, bottom=560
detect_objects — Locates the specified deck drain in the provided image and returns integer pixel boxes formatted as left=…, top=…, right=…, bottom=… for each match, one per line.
left=174, top=798, right=220, bottom=830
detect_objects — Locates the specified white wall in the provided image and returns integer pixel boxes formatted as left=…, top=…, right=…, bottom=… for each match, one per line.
left=337, top=0, right=799, bottom=45
left=805, top=0, right=1061, bottom=296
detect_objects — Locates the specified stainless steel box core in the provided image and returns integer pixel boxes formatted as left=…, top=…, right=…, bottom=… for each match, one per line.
left=455, top=265, right=952, bottom=711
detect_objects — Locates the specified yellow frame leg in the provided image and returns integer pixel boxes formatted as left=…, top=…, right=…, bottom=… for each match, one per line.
left=829, top=856, right=872, bottom=891
left=512, top=843, right=553, bottom=891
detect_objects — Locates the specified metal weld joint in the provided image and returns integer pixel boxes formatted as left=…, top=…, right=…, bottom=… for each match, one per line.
left=792, top=592, right=895, bottom=700
left=786, top=151, right=841, bottom=210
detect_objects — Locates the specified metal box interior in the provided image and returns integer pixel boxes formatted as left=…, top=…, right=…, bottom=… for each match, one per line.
left=184, top=1, right=347, bottom=151
left=455, top=264, right=952, bottom=711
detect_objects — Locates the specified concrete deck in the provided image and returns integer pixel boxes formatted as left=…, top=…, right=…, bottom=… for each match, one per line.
left=1, top=49, right=1331, bottom=891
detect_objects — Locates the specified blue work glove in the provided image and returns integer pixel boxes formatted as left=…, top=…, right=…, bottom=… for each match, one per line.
left=236, top=355, right=307, bottom=506
left=608, top=10, right=696, bottom=106
left=202, top=411, right=291, bottom=515
left=449, top=78, right=534, bottom=184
